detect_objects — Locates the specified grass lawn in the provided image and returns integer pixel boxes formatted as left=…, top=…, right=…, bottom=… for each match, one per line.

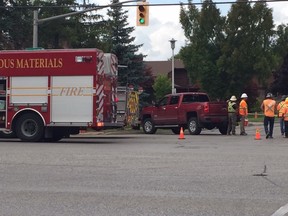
left=248, top=113, right=263, bottom=122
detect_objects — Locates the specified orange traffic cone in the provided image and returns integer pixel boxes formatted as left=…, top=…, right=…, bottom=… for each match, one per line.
left=179, top=127, right=185, bottom=139
left=255, top=128, right=261, bottom=140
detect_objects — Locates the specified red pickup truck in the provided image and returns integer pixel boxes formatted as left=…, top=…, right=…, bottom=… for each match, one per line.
left=140, top=92, right=228, bottom=135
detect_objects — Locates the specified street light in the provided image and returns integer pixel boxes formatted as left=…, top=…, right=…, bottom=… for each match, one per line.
left=169, top=38, right=176, bottom=94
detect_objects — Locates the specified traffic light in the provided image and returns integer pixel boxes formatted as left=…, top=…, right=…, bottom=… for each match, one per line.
left=136, top=2, right=149, bottom=26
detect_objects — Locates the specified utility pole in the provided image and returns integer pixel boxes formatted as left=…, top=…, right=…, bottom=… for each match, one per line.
left=169, top=38, right=176, bottom=94
left=32, top=0, right=142, bottom=48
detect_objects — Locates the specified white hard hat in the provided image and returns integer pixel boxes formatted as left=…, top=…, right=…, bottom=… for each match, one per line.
left=230, top=95, right=237, bottom=101
left=266, top=92, right=273, bottom=98
left=241, top=93, right=248, bottom=98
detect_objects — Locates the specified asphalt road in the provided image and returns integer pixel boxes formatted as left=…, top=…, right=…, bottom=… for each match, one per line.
left=0, top=124, right=288, bottom=216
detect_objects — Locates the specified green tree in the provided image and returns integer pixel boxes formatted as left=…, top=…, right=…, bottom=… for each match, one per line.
left=179, top=0, right=226, bottom=100
left=0, top=0, right=107, bottom=50
left=218, top=0, right=275, bottom=99
left=271, top=53, right=288, bottom=95
left=272, top=24, right=288, bottom=66
left=153, top=75, right=171, bottom=100
left=34, top=0, right=105, bottom=49
left=0, top=0, right=33, bottom=49
left=180, top=0, right=277, bottom=102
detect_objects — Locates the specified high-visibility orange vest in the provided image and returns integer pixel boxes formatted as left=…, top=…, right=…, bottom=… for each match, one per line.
left=239, top=99, right=248, bottom=116
left=283, top=105, right=288, bottom=121
left=263, top=99, right=276, bottom=117
left=277, top=101, right=285, bottom=117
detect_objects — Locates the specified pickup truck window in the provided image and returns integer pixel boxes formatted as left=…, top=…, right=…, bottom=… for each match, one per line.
left=159, top=97, right=168, bottom=106
left=170, top=96, right=179, bottom=105
left=182, top=94, right=209, bottom=103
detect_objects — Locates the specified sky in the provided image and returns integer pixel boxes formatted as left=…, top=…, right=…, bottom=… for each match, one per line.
left=92, top=0, right=288, bottom=61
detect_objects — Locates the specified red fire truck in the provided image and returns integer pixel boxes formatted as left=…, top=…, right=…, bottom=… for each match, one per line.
left=102, top=53, right=118, bottom=127
left=0, top=48, right=122, bottom=141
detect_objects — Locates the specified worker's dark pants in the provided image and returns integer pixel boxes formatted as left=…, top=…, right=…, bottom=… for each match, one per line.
left=285, top=121, right=288, bottom=138
left=279, top=118, right=285, bottom=135
left=227, top=112, right=237, bottom=134
left=264, top=116, right=275, bottom=137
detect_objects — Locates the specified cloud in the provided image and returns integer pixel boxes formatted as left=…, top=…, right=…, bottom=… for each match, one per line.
left=268, top=2, right=288, bottom=26
left=92, top=0, right=288, bottom=61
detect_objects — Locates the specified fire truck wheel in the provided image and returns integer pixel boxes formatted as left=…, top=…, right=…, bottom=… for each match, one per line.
left=15, top=113, right=44, bottom=142
left=143, top=118, right=157, bottom=134
left=187, top=117, right=202, bottom=135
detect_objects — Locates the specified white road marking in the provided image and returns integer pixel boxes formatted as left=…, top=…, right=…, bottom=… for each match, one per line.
left=271, top=203, right=288, bottom=216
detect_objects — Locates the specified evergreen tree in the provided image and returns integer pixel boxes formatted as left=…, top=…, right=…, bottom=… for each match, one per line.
left=106, top=0, right=151, bottom=88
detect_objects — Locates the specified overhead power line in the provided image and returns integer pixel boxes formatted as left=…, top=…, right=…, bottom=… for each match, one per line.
left=0, top=0, right=288, bottom=9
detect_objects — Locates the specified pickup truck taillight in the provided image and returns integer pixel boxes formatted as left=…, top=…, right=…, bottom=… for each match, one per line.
left=204, top=104, right=209, bottom=113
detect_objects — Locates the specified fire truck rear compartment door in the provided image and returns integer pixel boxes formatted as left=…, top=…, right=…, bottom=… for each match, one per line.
left=10, top=76, right=48, bottom=104
left=51, top=76, right=93, bottom=123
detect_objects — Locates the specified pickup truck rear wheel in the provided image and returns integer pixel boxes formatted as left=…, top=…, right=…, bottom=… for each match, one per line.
left=218, top=123, right=228, bottom=135
left=143, top=118, right=157, bottom=134
left=188, top=117, right=202, bottom=135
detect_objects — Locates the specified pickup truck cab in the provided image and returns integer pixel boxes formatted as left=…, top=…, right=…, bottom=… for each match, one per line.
left=140, top=92, right=228, bottom=135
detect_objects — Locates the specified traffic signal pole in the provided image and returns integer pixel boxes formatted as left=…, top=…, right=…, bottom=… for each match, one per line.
left=32, top=0, right=143, bottom=48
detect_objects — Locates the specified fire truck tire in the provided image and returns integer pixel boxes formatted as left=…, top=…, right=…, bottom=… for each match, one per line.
left=187, top=117, right=202, bottom=135
left=15, top=113, right=44, bottom=142
left=0, top=130, right=17, bottom=138
left=143, top=118, right=157, bottom=134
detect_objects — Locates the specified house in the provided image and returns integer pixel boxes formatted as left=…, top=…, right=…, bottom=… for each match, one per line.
left=144, top=59, right=199, bottom=92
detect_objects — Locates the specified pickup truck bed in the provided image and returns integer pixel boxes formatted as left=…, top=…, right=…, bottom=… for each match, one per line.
left=140, top=92, right=228, bottom=135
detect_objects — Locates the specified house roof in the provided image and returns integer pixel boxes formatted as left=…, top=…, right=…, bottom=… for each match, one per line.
left=144, top=59, right=185, bottom=77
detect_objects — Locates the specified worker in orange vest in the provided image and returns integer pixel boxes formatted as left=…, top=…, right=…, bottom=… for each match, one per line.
left=282, top=97, right=288, bottom=138
left=261, top=93, right=276, bottom=139
left=239, top=93, right=248, bottom=135
left=277, top=95, right=286, bottom=137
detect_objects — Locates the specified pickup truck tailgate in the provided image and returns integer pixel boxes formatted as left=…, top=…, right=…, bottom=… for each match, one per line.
left=206, top=102, right=227, bottom=116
